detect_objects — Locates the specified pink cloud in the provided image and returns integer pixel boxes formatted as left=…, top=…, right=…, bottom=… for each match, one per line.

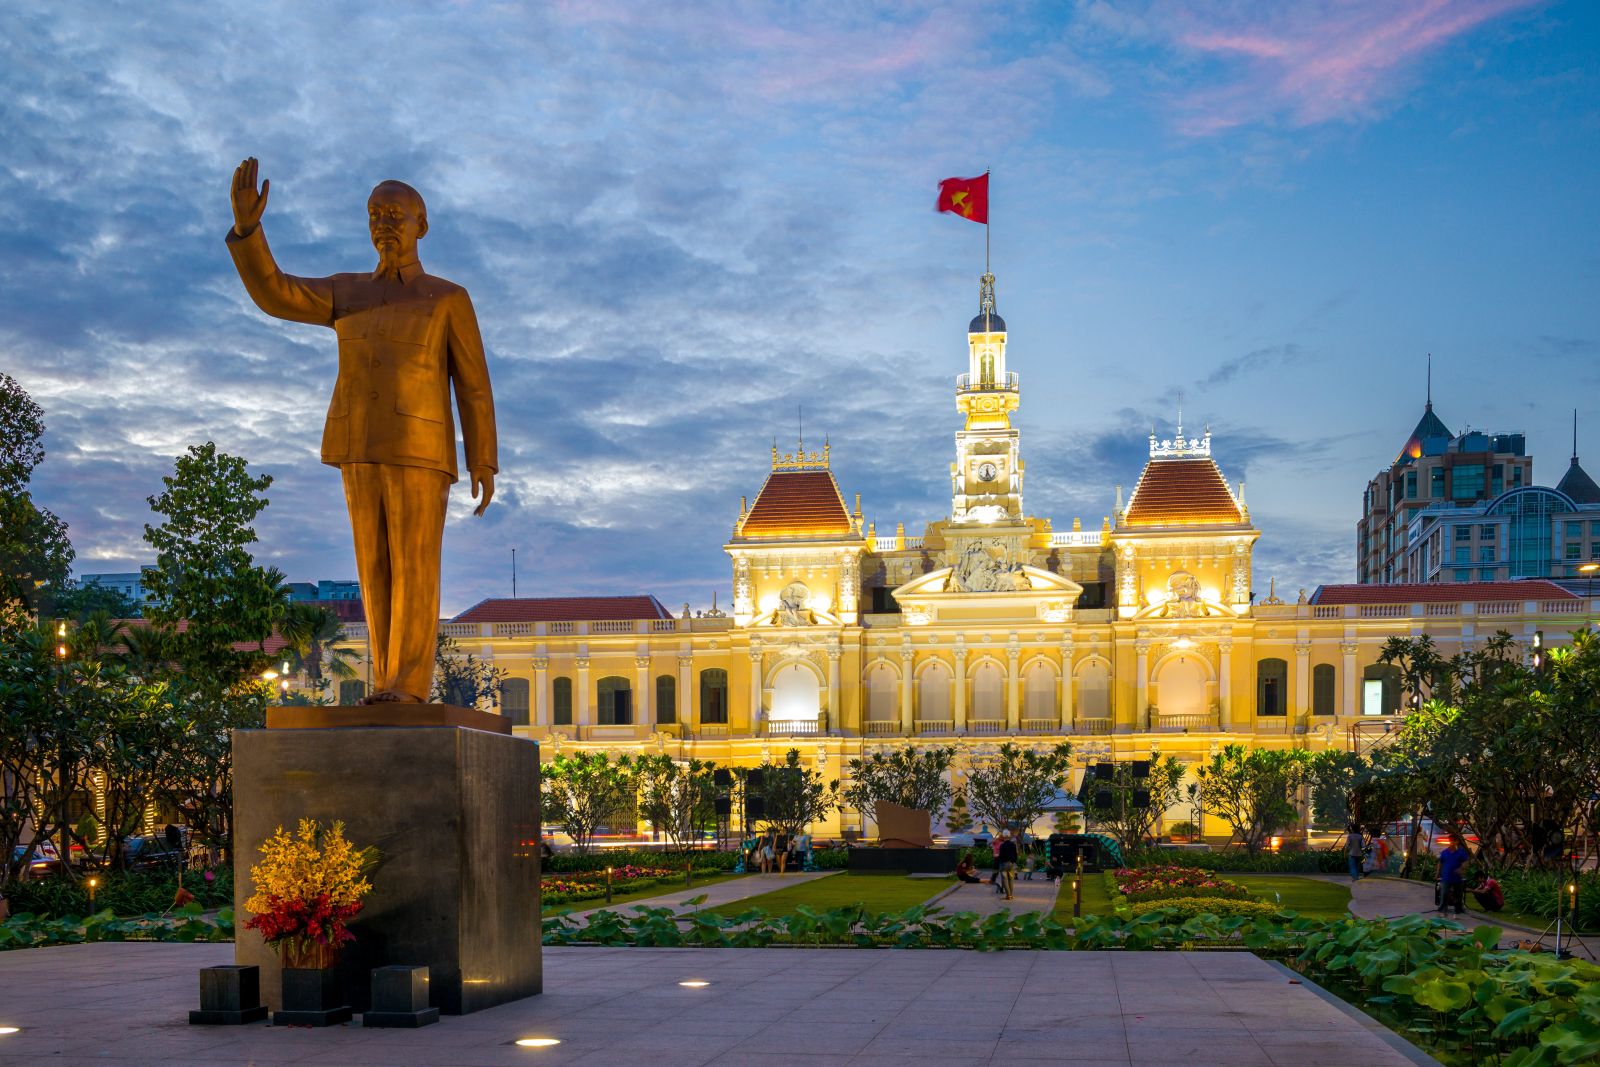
left=1166, top=0, right=1542, bottom=135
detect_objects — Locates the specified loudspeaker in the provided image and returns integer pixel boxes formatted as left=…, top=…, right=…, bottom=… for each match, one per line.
left=746, top=796, right=766, bottom=820
left=1131, top=760, right=1150, bottom=779
left=746, top=769, right=765, bottom=791
left=714, top=796, right=731, bottom=816
left=713, top=769, right=732, bottom=788
left=1094, top=762, right=1113, bottom=781
left=1132, top=788, right=1151, bottom=809
left=1093, top=790, right=1113, bottom=809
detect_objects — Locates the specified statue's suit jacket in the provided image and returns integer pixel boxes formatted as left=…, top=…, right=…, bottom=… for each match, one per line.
left=226, top=227, right=497, bottom=482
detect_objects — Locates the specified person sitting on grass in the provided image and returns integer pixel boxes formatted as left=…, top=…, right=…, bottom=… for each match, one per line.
left=955, top=853, right=983, bottom=884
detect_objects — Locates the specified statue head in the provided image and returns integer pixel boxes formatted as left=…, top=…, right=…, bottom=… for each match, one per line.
left=368, top=180, right=428, bottom=260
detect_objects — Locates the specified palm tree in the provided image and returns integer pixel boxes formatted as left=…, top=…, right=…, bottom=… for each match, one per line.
left=119, top=623, right=176, bottom=681
left=277, top=602, right=360, bottom=698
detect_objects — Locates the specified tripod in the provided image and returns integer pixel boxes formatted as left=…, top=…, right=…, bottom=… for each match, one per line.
left=1533, top=871, right=1590, bottom=961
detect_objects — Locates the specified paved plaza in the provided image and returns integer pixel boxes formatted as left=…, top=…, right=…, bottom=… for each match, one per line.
left=0, top=942, right=1434, bottom=1066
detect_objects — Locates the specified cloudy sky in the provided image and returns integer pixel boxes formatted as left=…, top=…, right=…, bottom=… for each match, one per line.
left=5, top=1, right=1597, bottom=615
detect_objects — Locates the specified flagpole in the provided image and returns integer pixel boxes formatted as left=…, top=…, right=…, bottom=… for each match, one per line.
left=985, top=167, right=991, bottom=275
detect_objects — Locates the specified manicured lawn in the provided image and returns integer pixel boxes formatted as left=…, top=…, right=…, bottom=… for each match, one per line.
left=708, top=873, right=948, bottom=918
left=1234, top=875, right=1351, bottom=917
left=1049, top=871, right=1119, bottom=923
left=546, top=871, right=747, bottom=912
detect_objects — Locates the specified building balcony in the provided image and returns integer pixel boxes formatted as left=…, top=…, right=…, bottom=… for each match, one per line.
left=956, top=371, right=1019, bottom=394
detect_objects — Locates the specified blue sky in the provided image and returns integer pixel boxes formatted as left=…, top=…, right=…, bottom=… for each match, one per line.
left=4, top=1, right=1597, bottom=614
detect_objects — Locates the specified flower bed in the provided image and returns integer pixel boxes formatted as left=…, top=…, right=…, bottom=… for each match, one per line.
left=542, top=865, right=676, bottom=905
left=1114, top=866, right=1251, bottom=903
left=1126, top=897, right=1280, bottom=920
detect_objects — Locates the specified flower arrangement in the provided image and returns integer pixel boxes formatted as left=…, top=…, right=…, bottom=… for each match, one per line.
left=1114, top=865, right=1250, bottom=903
left=244, top=819, right=375, bottom=968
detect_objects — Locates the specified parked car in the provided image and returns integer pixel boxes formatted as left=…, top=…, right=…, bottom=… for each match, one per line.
left=11, top=842, right=64, bottom=879
left=120, top=835, right=185, bottom=872
left=1384, top=819, right=1479, bottom=856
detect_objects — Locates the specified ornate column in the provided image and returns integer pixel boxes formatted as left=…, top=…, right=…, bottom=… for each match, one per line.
left=634, top=655, right=652, bottom=729
left=953, top=647, right=969, bottom=732
left=678, top=653, right=694, bottom=728
left=1341, top=642, right=1358, bottom=717
left=748, top=648, right=763, bottom=728
left=1059, top=639, right=1074, bottom=730
left=1134, top=640, right=1150, bottom=731
left=826, top=647, right=841, bottom=731
left=1217, top=641, right=1233, bottom=730
left=575, top=657, right=591, bottom=728
left=533, top=655, right=549, bottom=726
left=899, top=649, right=915, bottom=734
left=1293, top=643, right=1311, bottom=726
left=1005, top=645, right=1021, bottom=730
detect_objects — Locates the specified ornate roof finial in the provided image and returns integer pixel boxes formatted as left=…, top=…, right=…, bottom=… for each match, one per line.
left=978, top=271, right=996, bottom=332
left=1426, top=353, right=1432, bottom=411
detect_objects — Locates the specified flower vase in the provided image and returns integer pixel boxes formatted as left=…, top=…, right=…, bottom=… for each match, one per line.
left=274, top=941, right=352, bottom=1026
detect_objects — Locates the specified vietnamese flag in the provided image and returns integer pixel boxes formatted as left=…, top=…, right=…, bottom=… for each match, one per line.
left=936, top=173, right=988, bottom=224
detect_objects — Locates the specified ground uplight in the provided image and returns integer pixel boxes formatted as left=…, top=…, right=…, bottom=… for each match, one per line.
left=515, top=1037, right=561, bottom=1047
left=0, top=1028, right=19, bottom=1035
left=678, top=980, right=710, bottom=987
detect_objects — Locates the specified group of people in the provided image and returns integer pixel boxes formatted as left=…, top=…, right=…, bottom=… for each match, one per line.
left=953, top=829, right=1024, bottom=900
left=1345, top=825, right=1503, bottom=916
left=744, top=831, right=811, bottom=874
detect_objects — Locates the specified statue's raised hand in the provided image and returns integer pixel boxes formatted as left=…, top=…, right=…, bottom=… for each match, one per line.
left=230, top=157, right=270, bottom=237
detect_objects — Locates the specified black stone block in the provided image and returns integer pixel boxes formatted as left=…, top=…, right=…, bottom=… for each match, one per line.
left=190, top=964, right=268, bottom=1025
left=272, top=1006, right=354, bottom=1026
left=277, top=967, right=351, bottom=1027
left=363, top=1007, right=441, bottom=1028
left=371, top=965, right=430, bottom=1012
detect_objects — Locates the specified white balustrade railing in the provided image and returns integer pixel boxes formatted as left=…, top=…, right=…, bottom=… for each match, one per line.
left=968, top=719, right=1005, bottom=735
left=915, top=719, right=954, bottom=735
left=1048, top=531, right=1103, bottom=548
left=1020, top=718, right=1057, bottom=733
left=1072, top=718, right=1113, bottom=736
left=864, top=721, right=900, bottom=736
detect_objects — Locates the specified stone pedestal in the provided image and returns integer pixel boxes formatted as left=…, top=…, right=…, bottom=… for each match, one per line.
left=233, top=716, right=540, bottom=1014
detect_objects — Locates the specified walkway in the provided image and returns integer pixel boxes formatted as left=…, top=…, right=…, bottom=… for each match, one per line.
left=558, top=870, right=839, bottom=922
left=0, top=942, right=1435, bottom=1065
left=932, top=872, right=1061, bottom=916
left=1344, top=875, right=1596, bottom=961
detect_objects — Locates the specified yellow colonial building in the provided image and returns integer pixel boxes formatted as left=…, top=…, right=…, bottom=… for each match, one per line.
left=334, top=273, right=1598, bottom=836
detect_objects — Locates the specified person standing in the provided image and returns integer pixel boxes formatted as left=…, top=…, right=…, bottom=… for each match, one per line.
left=1437, top=837, right=1470, bottom=916
left=1345, top=824, right=1366, bottom=882
left=996, top=830, right=1019, bottom=901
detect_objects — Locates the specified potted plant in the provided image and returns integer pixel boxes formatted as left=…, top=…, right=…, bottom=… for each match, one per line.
left=1167, top=821, right=1199, bottom=844
left=244, top=819, right=375, bottom=1024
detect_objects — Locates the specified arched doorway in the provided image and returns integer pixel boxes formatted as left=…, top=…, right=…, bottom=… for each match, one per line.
left=865, top=662, right=897, bottom=722
left=770, top=662, right=821, bottom=721
left=918, top=662, right=952, bottom=723
left=1154, top=656, right=1207, bottom=719
left=970, top=660, right=1003, bottom=719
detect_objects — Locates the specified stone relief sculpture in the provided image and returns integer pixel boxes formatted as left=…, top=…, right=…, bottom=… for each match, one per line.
left=776, top=581, right=812, bottom=626
left=946, top=538, right=1028, bottom=593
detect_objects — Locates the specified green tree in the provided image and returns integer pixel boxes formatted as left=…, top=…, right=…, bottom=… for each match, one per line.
left=1080, top=754, right=1184, bottom=849
left=277, top=602, right=360, bottom=699
left=628, top=755, right=718, bottom=854
left=45, top=581, right=142, bottom=623
left=1191, top=744, right=1309, bottom=853
left=963, top=742, right=1074, bottom=837
left=541, top=751, right=637, bottom=855
left=841, top=744, right=955, bottom=833
left=0, top=372, right=72, bottom=615
left=945, top=791, right=974, bottom=835
left=756, top=749, right=837, bottom=839
left=432, top=634, right=507, bottom=710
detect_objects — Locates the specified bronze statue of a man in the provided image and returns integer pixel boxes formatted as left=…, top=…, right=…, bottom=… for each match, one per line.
left=226, top=157, right=497, bottom=704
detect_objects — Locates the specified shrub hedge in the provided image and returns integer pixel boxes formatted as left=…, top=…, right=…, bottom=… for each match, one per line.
left=1123, top=846, right=1346, bottom=874
left=3, top=868, right=233, bottom=919
left=0, top=903, right=233, bottom=949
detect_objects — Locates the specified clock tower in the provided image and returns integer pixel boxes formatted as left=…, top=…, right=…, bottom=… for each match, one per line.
left=950, top=272, right=1023, bottom=524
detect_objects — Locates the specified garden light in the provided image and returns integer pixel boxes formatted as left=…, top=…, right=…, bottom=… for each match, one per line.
left=515, top=1037, right=560, bottom=1047
left=678, top=980, right=710, bottom=988
left=0, top=1027, right=19, bottom=1035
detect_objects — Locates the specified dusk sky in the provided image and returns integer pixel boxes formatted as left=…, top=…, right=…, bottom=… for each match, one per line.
left=5, top=1, right=1597, bottom=616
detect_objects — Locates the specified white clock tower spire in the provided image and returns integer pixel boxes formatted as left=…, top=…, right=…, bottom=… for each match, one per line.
left=951, top=272, right=1023, bottom=523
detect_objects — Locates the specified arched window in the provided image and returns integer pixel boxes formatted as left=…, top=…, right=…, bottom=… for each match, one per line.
left=918, top=662, right=951, bottom=722
left=1362, top=664, right=1401, bottom=716
left=1023, top=661, right=1056, bottom=719
left=1257, top=658, right=1288, bottom=716
left=597, top=676, right=632, bottom=725
left=655, top=674, right=676, bottom=724
left=700, top=668, right=728, bottom=724
left=552, top=677, right=573, bottom=725
left=865, top=662, right=898, bottom=722
left=1077, top=660, right=1110, bottom=718
left=970, top=661, right=1003, bottom=719
left=1155, top=657, right=1207, bottom=718
left=501, top=677, right=530, bottom=726
left=1312, top=664, right=1336, bottom=717
left=338, top=680, right=367, bottom=705
left=771, top=663, right=820, bottom=721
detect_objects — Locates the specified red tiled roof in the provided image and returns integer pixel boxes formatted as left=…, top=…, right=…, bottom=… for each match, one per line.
left=452, top=595, right=672, bottom=624
left=1311, top=580, right=1577, bottom=605
left=739, top=469, right=854, bottom=538
left=116, top=617, right=292, bottom=654
left=1122, top=457, right=1245, bottom=527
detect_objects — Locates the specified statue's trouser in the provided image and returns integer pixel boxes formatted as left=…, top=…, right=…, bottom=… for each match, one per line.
left=341, top=462, right=451, bottom=701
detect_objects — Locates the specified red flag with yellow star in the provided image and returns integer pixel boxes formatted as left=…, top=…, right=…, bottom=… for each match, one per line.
left=936, top=173, right=988, bottom=224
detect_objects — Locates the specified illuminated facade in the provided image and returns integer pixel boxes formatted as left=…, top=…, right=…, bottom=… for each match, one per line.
left=328, top=277, right=1599, bottom=837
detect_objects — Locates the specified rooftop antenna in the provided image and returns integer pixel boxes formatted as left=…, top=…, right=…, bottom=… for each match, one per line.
left=1176, top=395, right=1184, bottom=441
left=1426, top=354, right=1432, bottom=411
left=798, top=403, right=803, bottom=454
left=511, top=547, right=517, bottom=598
left=1574, top=408, right=1580, bottom=462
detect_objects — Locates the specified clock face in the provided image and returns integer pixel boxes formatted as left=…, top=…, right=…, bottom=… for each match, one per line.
left=976, top=462, right=998, bottom=483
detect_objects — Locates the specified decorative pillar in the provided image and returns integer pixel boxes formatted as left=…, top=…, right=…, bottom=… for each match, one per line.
left=533, top=655, right=549, bottom=726
left=575, top=657, right=591, bottom=728
left=1293, top=643, right=1311, bottom=726
left=1341, top=642, right=1358, bottom=717
left=899, top=649, right=915, bottom=734
left=634, top=655, right=652, bottom=729
left=1059, top=640, right=1074, bottom=730
left=678, top=653, right=694, bottom=728
left=953, top=647, right=969, bottom=732
left=1005, top=645, right=1021, bottom=730
left=748, top=648, right=763, bottom=727
left=1134, top=640, right=1150, bottom=731
left=1217, top=641, right=1232, bottom=730
left=826, top=647, right=841, bottom=731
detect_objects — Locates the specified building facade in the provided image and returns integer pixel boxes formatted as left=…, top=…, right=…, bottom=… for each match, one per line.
left=327, top=280, right=1600, bottom=838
